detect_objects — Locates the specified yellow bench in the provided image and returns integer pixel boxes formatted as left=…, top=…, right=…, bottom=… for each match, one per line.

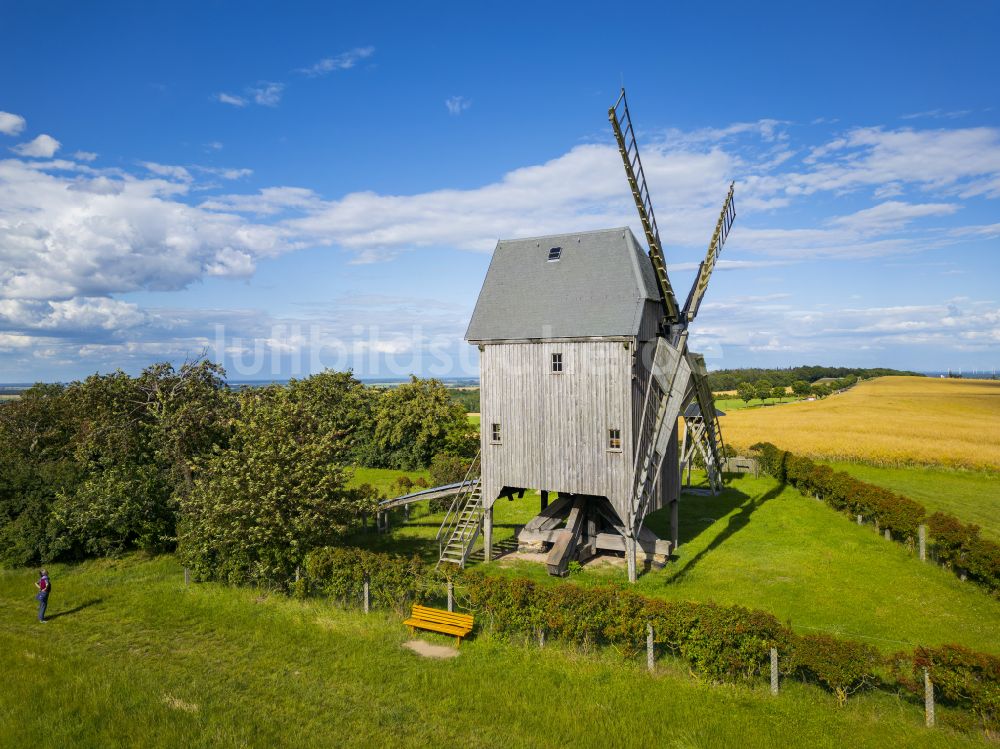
left=403, top=604, right=474, bottom=646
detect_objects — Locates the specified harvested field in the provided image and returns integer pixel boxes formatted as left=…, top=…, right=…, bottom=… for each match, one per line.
left=720, top=376, right=1000, bottom=470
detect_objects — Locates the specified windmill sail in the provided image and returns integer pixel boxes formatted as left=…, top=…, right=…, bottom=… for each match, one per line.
left=609, top=89, right=681, bottom=325
left=682, top=182, right=736, bottom=323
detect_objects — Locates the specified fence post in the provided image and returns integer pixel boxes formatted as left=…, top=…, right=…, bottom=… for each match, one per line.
left=184, top=567, right=190, bottom=587
left=447, top=581, right=454, bottom=613
left=919, top=525, right=927, bottom=561
left=856, top=514, right=862, bottom=525
left=363, top=575, right=370, bottom=614
left=646, top=622, right=655, bottom=673
left=924, top=667, right=935, bottom=728
left=770, top=647, right=779, bottom=695
left=538, top=628, right=545, bottom=648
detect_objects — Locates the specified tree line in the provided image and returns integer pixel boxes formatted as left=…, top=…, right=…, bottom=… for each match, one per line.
left=733, top=374, right=858, bottom=404
left=0, top=360, right=476, bottom=582
left=708, top=366, right=921, bottom=392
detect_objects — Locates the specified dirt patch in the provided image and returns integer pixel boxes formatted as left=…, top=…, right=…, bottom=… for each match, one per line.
left=162, top=694, right=199, bottom=713
left=403, top=639, right=460, bottom=659
left=497, top=550, right=627, bottom=569
left=497, top=551, right=548, bottom=565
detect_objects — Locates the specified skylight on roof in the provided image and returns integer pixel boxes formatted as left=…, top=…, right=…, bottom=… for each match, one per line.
left=547, top=246, right=562, bottom=262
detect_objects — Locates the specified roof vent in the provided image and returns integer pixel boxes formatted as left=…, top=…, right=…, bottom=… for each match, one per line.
left=547, top=246, right=562, bottom=262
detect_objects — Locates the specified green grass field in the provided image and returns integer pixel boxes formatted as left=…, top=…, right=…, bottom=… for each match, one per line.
left=714, top=396, right=804, bottom=412
left=825, top=461, right=1000, bottom=544
left=0, top=555, right=987, bottom=747
left=348, top=466, right=430, bottom=497
left=356, top=473, right=1000, bottom=655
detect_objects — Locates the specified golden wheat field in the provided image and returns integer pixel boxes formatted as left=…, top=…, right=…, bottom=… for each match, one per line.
left=720, top=376, right=1000, bottom=470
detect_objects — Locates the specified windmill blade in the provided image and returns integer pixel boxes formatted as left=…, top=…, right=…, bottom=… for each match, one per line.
left=682, top=182, right=736, bottom=323
left=609, top=88, right=681, bottom=325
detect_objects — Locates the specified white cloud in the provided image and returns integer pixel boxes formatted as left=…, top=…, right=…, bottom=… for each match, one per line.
left=204, top=141, right=224, bottom=151
left=445, top=96, right=471, bottom=115
left=829, top=201, right=959, bottom=233
left=4, top=115, right=1000, bottom=376
left=195, top=165, right=253, bottom=180
left=73, top=150, right=98, bottom=161
left=250, top=82, right=284, bottom=107
left=12, top=134, right=61, bottom=158
left=298, top=46, right=374, bottom=76
left=0, top=157, right=284, bottom=302
left=140, top=161, right=193, bottom=181
left=0, top=112, right=26, bottom=136
left=901, top=109, right=972, bottom=121
left=217, top=92, right=248, bottom=107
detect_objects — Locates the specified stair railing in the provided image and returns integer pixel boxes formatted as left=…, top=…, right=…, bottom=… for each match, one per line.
left=436, top=450, right=481, bottom=558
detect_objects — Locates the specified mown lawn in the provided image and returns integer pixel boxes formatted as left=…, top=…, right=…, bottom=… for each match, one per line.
left=0, top=556, right=987, bottom=748
left=825, top=461, right=1000, bottom=543
left=348, top=466, right=430, bottom=497
left=359, top=473, right=1000, bottom=655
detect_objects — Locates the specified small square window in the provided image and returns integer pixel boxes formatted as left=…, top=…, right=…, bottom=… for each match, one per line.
left=491, top=423, right=502, bottom=444
left=547, top=246, right=562, bottom=262
left=551, top=352, right=563, bottom=373
left=608, top=428, right=622, bottom=451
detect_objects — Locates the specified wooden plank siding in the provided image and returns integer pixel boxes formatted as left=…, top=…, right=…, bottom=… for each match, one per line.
left=479, top=340, right=632, bottom=521
left=478, top=298, right=678, bottom=529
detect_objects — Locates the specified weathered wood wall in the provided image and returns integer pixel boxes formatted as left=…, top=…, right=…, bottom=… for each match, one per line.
left=478, top=299, right=678, bottom=529
left=479, top=340, right=633, bottom=520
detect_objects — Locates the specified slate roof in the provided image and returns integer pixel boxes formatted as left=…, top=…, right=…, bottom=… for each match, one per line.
left=465, top=227, right=660, bottom=341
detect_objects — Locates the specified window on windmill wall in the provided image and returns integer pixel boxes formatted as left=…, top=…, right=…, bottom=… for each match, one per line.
left=608, top=428, right=622, bottom=451
left=547, top=246, right=562, bottom=262
left=551, top=352, right=563, bottom=373
left=491, top=423, right=502, bottom=444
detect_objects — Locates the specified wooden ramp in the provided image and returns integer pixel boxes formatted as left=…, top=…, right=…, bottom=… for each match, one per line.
left=379, top=480, right=478, bottom=511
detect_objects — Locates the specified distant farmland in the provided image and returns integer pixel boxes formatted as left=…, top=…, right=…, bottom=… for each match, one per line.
left=720, top=376, right=1000, bottom=470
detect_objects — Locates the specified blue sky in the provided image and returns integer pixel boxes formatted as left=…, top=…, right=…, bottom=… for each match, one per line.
left=1, top=0, right=998, bottom=381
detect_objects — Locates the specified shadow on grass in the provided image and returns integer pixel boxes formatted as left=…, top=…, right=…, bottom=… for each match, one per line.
left=663, top=482, right=785, bottom=583
left=47, top=598, right=104, bottom=620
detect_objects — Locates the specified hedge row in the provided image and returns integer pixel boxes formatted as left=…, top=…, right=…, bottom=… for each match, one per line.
left=463, top=571, right=999, bottom=730
left=750, top=442, right=1000, bottom=593
left=302, top=546, right=430, bottom=611
left=299, top=548, right=999, bottom=732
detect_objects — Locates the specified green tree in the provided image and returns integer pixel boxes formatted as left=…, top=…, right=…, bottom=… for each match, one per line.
left=771, top=386, right=786, bottom=402
left=0, top=384, right=79, bottom=566
left=812, top=384, right=831, bottom=399
left=374, top=377, right=475, bottom=469
left=791, top=380, right=811, bottom=397
left=755, top=380, right=773, bottom=403
left=736, top=381, right=756, bottom=405
left=48, top=360, right=232, bottom=559
left=178, top=386, right=375, bottom=586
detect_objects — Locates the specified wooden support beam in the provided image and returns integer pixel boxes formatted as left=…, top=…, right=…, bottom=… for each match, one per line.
left=540, top=490, right=549, bottom=511
left=484, top=505, right=494, bottom=563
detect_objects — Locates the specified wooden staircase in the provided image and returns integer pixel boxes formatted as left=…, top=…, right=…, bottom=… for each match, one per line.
left=436, top=452, right=483, bottom=568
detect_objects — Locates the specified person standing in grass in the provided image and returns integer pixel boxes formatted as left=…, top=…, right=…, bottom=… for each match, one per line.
left=35, top=568, right=50, bottom=623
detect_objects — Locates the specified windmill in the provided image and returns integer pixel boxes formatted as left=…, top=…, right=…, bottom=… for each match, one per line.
left=608, top=88, right=737, bottom=579
left=385, top=88, right=737, bottom=582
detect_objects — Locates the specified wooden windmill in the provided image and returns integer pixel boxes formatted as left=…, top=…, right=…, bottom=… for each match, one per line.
left=432, top=89, right=737, bottom=581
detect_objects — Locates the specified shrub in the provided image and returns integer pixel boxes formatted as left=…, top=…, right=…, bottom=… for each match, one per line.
left=908, top=645, right=1000, bottom=733
left=305, top=546, right=428, bottom=612
left=787, top=633, right=881, bottom=705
